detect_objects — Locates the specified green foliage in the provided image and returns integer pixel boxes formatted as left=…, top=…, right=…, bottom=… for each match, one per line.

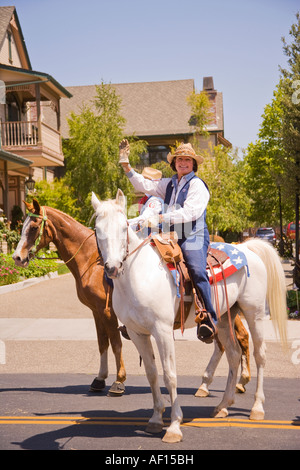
left=198, top=145, right=251, bottom=234
left=0, top=252, right=59, bottom=286
left=151, top=160, right=175, bottom=178
left=243, top=81, right=294, bottom=226
left=279, top=12, right=300, bottom=197
left=0, top=213, right=21, bottom=252
left=187, top=90, right=214, bottom=138
left=63, top=82, right=147, bottom=224
left=287, top=289, right=300, bottom=318
left=0, top=254, right=20, bottom=285
left=26, top=178, right=80, bottom=221
left=243, top=13, right=300, bottom=230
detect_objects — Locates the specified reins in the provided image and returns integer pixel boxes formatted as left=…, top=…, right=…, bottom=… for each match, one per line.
left=125, top=229, right=152, bottom=260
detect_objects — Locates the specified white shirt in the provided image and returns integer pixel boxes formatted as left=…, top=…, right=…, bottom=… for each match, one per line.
left=127, top=169, right=209, bottom=225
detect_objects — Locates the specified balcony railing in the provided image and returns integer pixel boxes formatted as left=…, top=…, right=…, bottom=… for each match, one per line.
left=1, top=120, right=39, bottom=146
left=0, top=120, right=62, bottom=156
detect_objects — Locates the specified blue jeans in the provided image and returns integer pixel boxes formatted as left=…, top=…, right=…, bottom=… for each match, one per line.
left=180, top=228, right=217, bottom=323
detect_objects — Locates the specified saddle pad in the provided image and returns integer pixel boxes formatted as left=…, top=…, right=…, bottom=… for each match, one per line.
left=167, top=242, right=249, bottom=294
left=208, top=243, right=249, bottom=284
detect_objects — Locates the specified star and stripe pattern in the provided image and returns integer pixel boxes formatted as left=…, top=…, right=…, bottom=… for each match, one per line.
left=207, top=242, right=249, bottom=284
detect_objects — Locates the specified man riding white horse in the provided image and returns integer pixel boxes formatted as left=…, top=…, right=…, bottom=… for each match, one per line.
left=119, top=140, right=217, bottom=342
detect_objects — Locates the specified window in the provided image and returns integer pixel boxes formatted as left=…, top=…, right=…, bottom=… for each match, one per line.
left=7, top=32, right=13, bottom=64
left=148, top=146, right=169, bottom=165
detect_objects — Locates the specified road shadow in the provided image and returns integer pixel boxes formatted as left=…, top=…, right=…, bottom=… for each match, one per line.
left=10, top=404, right=238, bottom=450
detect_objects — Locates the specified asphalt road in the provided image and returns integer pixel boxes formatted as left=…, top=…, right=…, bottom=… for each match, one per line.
left=0, top=374, right=299, bottom=452
left=0, top=261, right=299, bottom=451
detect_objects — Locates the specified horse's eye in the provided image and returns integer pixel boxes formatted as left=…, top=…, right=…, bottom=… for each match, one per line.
left=30, top=225, right=39, bottom=232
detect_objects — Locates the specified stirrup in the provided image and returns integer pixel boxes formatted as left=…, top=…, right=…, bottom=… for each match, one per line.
left=196, top=311, right=217, bottom=344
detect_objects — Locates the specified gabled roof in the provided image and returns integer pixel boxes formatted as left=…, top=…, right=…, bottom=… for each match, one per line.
left=0, top=6, right=31, bottom=69
left=59, top=79, right=224, bottom=139
left=0, top=63, right=72, bottom=99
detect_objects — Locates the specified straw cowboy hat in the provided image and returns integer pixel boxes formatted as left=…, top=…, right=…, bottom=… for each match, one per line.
left=167, top=143, right=204, bottom=165
left=142, top=167, right=162, bottom=180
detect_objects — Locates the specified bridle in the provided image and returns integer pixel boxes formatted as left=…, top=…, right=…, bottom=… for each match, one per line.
left=95, top=208, right=152, bottom=269
left=27, top=206, right=48, bottom=256
left=26, top=206, right=94, bottom=264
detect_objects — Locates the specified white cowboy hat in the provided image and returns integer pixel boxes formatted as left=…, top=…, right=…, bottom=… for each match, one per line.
left=167, top=143, right=204, bottom=165
left=142, top=167, right=162, bottom=180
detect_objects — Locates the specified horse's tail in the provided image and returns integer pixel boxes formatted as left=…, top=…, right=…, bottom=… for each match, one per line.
left=244, top=239, right=287, bottom=347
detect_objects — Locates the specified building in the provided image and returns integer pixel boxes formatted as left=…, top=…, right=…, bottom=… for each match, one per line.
left=0, top=6, right=71, bottom=219
left=0, top=6, right=231, bottom=221
left=56, top=76, right=231, bottom=170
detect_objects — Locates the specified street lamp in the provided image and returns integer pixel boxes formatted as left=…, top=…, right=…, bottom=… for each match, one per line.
left=25, top=175, right=35, bottom=192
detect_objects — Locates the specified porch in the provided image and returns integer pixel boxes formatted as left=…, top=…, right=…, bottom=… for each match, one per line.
left=1, top=119, right=63, bottom=167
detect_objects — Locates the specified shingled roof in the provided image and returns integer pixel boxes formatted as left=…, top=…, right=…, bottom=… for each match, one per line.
left=0, top=6, right=15, bottom=45
left=59, top=79, right=224, bottom=139
left=0, top=6, right=31, bottom=69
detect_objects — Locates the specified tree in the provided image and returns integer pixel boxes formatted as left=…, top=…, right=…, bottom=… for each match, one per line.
left=63, top=82, right=147, bottom=224
left=243, top=81, right=294, bottom=227
left=199, top=144, right=251, bottom=237
left=186, top=90, right=250, bottom=237
left=186, top=89, right=215, bottom=142
left=280, top=12, right=300, bottom=285
left=27, top=178, right=80, bottom=220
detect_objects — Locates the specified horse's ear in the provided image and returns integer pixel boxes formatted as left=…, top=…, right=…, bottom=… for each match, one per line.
left=116, top=189, right=126, bottom=211
left=24, top=200, right=33, bottom=212
left=32, top=199, right=41, bottom=214
left=91, top=192, right=101, bottom=211
left=24, top=198, right=41, bottom=215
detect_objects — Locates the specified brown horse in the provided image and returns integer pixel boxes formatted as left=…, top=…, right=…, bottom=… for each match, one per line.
left=13, top=199, right=126, bottom=395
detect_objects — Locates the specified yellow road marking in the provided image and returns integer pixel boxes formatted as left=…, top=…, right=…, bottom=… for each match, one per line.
left=0, top=416, right=299, bottom=430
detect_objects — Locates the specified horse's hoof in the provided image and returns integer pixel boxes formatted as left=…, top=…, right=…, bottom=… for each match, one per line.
left=195, top=387, right=209, bottom=398
left=162, top=430, right=183, bottom=443
left=235, top=383, right=246, bottom=393
left=212, top=407, right=228, bottom=418
left=250, top=409, right=264, bottom=421
left=90, top=378, right=105, bottom=392
left=145, top=422, right=164, bottom=434
left=108, top=381, right=125, bottom=397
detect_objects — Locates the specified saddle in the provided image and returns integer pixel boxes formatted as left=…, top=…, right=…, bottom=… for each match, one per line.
left=151, top=233, right=229, bottom=333
left=151, top=232, right=183, bottom=264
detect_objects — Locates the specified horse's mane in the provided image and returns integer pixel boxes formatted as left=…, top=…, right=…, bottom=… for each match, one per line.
left=44, top=206, right=92, bottom=231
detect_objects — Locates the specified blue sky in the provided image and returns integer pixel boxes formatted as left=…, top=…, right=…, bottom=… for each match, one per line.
left=2, top=0, right=299, bottom=152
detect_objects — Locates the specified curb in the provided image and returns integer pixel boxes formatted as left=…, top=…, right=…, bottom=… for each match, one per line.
left=0, top=271, right=59, bottom=295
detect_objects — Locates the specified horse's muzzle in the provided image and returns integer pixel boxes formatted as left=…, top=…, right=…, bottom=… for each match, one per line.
left=12, top=253, right=30, bottom=268
left=104, top=262, right=121, bottom=279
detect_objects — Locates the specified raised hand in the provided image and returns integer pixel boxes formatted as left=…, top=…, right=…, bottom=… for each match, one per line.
left=119, top=139, right=130, bottom=164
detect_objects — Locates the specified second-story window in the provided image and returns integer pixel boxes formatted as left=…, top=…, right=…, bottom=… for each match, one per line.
left=7, top=31, right=12, bottom=64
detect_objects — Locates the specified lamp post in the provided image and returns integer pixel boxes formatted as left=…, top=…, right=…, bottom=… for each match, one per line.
left=25, top=175, right=35, bottom=192
left=294, top=192, right=300, bottom=289
left=278, top=185, right=284, bottom=257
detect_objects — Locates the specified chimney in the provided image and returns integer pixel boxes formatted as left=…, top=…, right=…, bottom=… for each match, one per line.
left=203, top=76, right=215, bottom=91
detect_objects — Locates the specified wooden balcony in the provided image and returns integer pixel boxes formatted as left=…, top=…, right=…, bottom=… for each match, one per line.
left=0, top=120, right=64, bottom=167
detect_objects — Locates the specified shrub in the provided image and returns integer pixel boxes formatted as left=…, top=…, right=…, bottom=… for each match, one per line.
left=0, top=252, right=60, bottom=286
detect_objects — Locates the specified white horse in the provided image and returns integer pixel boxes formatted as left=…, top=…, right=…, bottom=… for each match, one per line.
left=91, top=190, right=287, bottom=444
